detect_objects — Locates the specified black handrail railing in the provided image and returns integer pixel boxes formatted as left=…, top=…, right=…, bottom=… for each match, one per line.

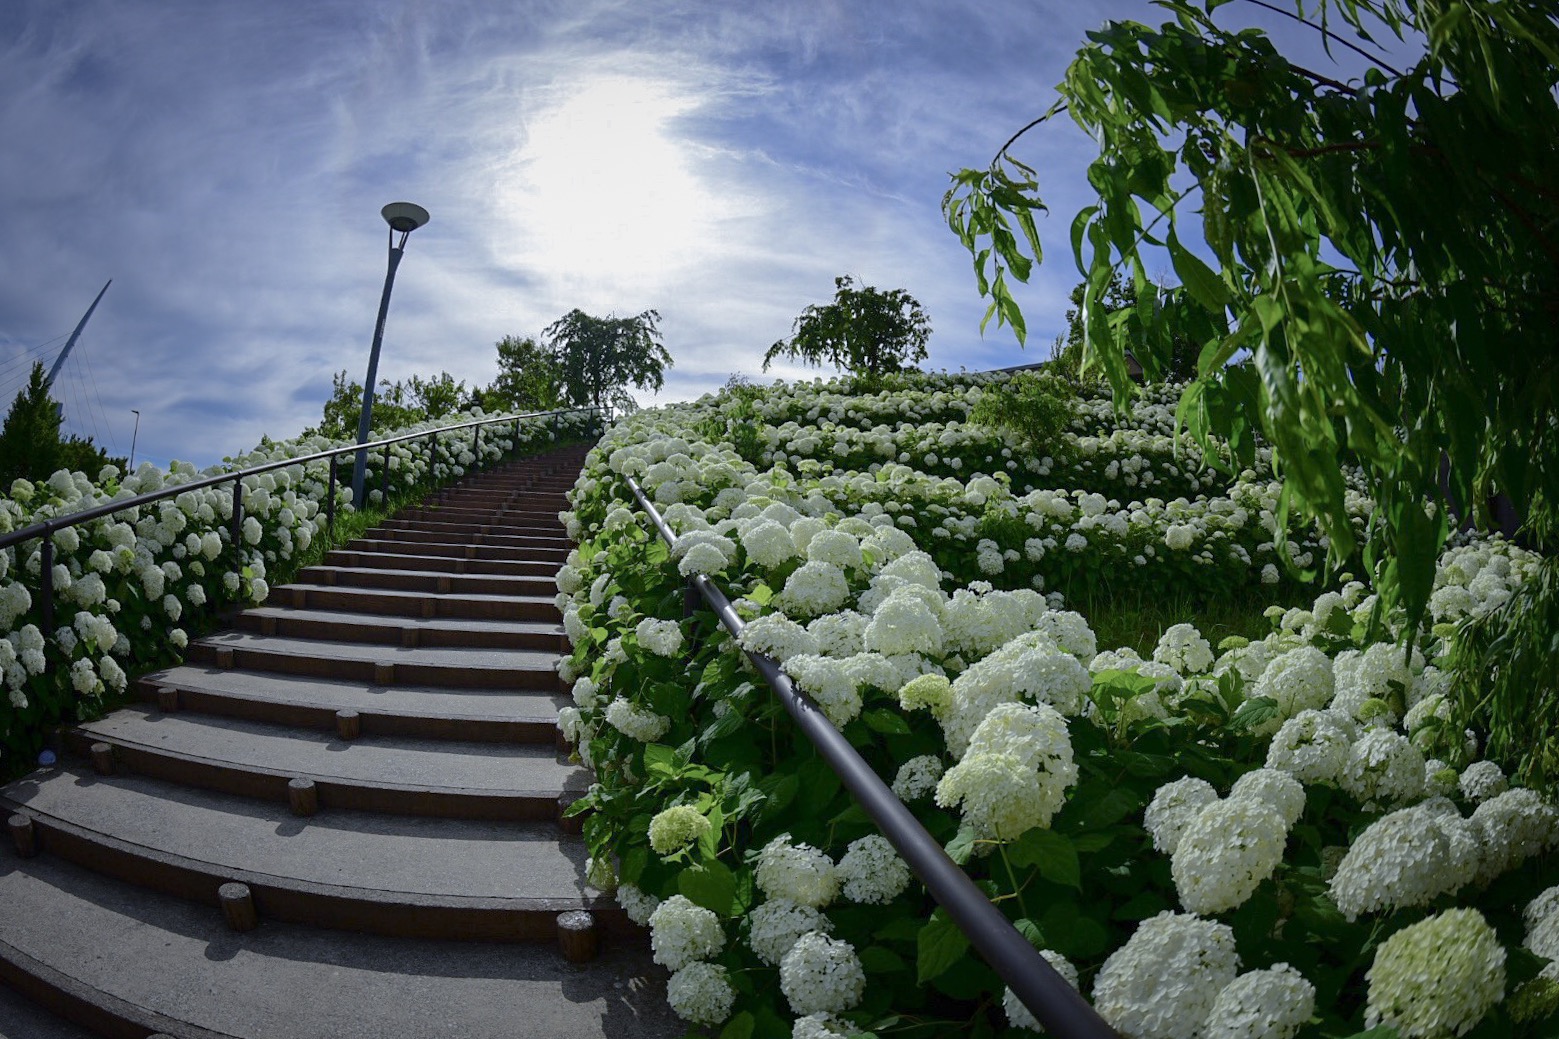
left=621, top=474, right=1118, bottom=1039
left=2, top=406, right=604, bottom=636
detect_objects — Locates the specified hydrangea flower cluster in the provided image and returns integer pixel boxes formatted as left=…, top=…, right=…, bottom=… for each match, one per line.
left=1365, top=908, right=1506, bottom=1038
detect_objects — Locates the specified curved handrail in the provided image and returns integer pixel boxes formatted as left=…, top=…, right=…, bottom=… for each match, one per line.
left=0, top=407, right=601, bottom=550
left=2, top=405, right=605, bottom=635
left=621, top=473, right=1118, bottom=1039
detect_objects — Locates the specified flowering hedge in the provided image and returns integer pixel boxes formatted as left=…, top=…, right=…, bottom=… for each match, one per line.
left=0, top=408, right=601, bottom=771
left=558, top=374, right=1557, bottom=1039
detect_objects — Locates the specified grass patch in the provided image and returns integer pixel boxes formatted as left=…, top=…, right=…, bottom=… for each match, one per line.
left=1079, top=587, right=1289, bottom=659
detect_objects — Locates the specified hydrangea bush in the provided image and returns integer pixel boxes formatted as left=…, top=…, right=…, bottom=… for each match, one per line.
left=560, top=374, right=1556, bottom=1038
left=0, top=408, right=600, bottom=770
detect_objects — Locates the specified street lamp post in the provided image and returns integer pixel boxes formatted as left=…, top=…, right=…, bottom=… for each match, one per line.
left=129, top=409, right=141, bottom=471
left=351, top=201, right=430, bottom=508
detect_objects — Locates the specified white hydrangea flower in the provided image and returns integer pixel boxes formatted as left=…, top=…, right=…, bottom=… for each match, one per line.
left=1340, top=729, right=1426, bottom=807
left=776, top=561, right=852, bottom=618
left=742, top=519, right=801, bottom=568
left=739, top=614, right=820, bottom=663
left=782, top=654, right=865, bottom=727
left=1525, top=885, right=1559, bottom=960
left=1004, top=950, right=1079, bottom=1031
left=748, top=898, right=832, bottom=965
left=603, top=698, right=670, bottom=742
left=891, top=755, right=944, bottom=801
left=1265, top=709, right=1353, bottom=785
left=1251, top=646, right=1334, bottom=726
left=791, top=1013, right=854, bottom=1039
left=1470, top=787, right=1559, bottom=883
left=837, top=835, right=911, bottom=905
left=666, top=961, right=735, bottom=1026
left=863, top=587, right=944, bottom=657
left=616, top=882, right=660, bottom=926
left=807, top=529, right=863, bottom=569
left=1458, top=760, right=1508, bottom=803
left=779, top=932, right=866, bottom=1016
left=648, top=894, right=724, bottom=970
left=935, top=702, right=1077, bottom=841
left=1228, top=768, right=1306, bottom=829
left=1154, top=623, right=1214, bottom=675
left=1366, top=908, right=1505, bottom=1038
left=1092, top=911, right=1240, bottom=1039
left=634, top=617, right=684, bottom=658
left=1329, top=798, right=1479, bottom=920
left=755, top=835, right=839, bottom=908
left=1144, top=777, right=1220, bottom=855
left=1204, top=964, right=1316, bottom=1039
left=1172, top=797, right=1289, bottom=915
left=807, top=611, right=868, bottom=658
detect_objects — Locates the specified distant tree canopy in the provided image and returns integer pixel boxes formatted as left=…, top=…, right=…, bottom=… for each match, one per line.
left=764, top=276, right=931, bottom=380
left=306, top=369, right=474, bottom=441
left=543, top=308, right=671, bottom=414
left=0, top=362, right=123, bottom=486
left=481, top=335, right=563, bottom=414
left=1050, top=273, right=1201, bottom=383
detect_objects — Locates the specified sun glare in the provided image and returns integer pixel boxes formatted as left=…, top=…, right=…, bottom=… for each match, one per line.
left=498, top=74, right=718, bottom=296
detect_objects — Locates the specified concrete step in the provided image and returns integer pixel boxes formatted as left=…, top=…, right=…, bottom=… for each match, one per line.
left=375, top=518, right=562, bottom=538
left=363, top=527, right=573, bottom=552
left=400, top=505, right=563, bottom=525
left=345, top=536, right=555, bottom=562
left=185, top=632, right=560, bottom=690
left=0, top=855, right=680, bottom=1039
left=297, top=564, right=557, bottom=598
left=4, top=766, right=616, bottom=941
left=270, top=584, right=560, bottom=622
left=0, top=983, right=95, bottom=1039
left=321, top=549, right=559, bottom=578
left=137, top=665, right=566, bottom=743
left=238, top=605, right=566, bottom=650
left=71, top=709, right=586, bottom=820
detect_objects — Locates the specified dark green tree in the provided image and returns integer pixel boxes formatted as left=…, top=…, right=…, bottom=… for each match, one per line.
left=1050, top=273, right=1201, bottom=383
left=0, top=363, right=121, bottom=485
left=483, top=335, right=563, bottom=413
left=307, top=371, right=427, bottom=440
left=405, top=372, right=466, bottom=419
left=543, top=309, right=671, bottom=413
left=764, top=276, right=931, bottom=379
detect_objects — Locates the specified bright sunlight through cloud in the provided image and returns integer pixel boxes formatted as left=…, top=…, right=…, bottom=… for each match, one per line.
left=497, top=74, right=726, bottom=301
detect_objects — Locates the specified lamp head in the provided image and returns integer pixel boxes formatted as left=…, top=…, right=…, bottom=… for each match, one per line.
left=381, top=202, right=430, bottom=234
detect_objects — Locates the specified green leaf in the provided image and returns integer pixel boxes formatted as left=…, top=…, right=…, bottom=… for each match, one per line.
left=719, top=1012, right=756, bottom=1039
left=916, top=909, right=971, bottom=985
left=945, top=827, right=977, bottom=865
left=862, top=708, right=912, bottom=736
left=1014, top=917, right=1045, bottom=949
left=1006, top=828, right=1081, bottom=889
left=858, top=945, right=910, bottom=974
left=642, top=743, right=678, bottom=778
left=1168, top=230, right=1230, bottom=312
left=679, top=860, right=739, bottom=917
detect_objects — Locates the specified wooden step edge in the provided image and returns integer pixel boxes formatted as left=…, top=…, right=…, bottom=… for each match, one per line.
left=61, top=731, right=577, bottom=822
left=4, top=805, right=621, bottom=943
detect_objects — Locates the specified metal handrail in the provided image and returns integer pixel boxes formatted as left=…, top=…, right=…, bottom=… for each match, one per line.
left=621, top=473, right=1118, bottom=1039
left=2, top=406, right=605, bottom=635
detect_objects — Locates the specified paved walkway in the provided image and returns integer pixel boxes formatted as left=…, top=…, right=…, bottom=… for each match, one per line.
left=0, top=445, right=682, bottom=1039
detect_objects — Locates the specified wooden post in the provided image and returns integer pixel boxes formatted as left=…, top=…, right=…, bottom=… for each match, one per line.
left=373, top=662, right=395, bottom=685
left=557, top=794, right=584, bottom=835
left=401, top=628, right=419, bottom=649
left=214, top=647, right=235, bottom=669
left=90, top=742, right=114, bottom=776
left=288, top=778, right=318, bottom=817
left=219, top=882, right=258, bottom=931
left=557, top=910, right=598, bottom=963
left=156, top=685, right=179, bottom=713
left=7, top=814, right=37, bottom=858
left=336, top=710, right=361, bottom=741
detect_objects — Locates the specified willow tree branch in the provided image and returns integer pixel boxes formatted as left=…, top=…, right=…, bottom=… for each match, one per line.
left=1234, top=0, right=1406, bottom=78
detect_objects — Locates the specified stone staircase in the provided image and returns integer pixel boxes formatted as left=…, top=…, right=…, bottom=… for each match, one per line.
left=0, top=445, right=681, bottom=1039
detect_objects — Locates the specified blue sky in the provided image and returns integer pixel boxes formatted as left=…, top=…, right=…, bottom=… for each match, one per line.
left=0, top=0, right=1387, bottom=470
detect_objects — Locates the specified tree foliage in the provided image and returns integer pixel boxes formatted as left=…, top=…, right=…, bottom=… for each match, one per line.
left=483, top=334, right=563, bottom=413
left=1051, top=273, right=1201, bottom=382
left=944, top=0, right=1559, bottom=637
left=764, top=275, right=932, bottom=379
left=543, top=308, right=671, bottom=414
left=308, top=369, right=468, bottom=440
left=0, top=362, right=123, bottom=485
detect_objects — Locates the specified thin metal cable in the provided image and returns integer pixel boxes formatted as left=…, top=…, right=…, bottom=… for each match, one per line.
left=76, top=335, right=120, bottom=453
